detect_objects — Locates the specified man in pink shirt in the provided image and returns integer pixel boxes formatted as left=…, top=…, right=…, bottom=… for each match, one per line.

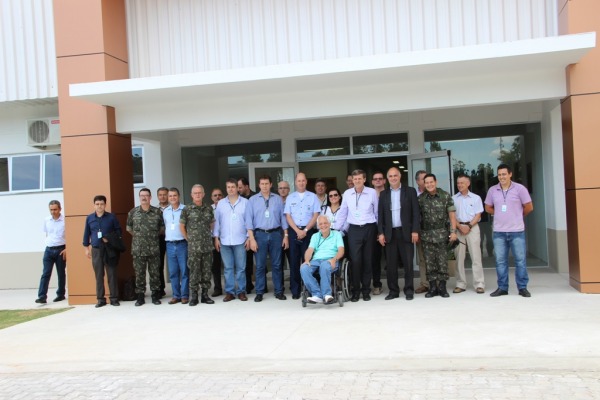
left=484, top=164, right=533, bottom=298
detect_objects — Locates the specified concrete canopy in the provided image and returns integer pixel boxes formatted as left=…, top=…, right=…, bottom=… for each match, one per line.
left=70, top=33, right=595, bottom=133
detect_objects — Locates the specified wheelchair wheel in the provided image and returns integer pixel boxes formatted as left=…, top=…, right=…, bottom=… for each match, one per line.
left=341, top=259, right=352, bottom=302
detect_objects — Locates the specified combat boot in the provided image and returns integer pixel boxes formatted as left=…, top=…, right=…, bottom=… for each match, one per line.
left=135, top=293, right=145, bottom=306
left=201, top=289, right=215, bottom=304
left=425, top=280, right=438, bottom=298
left=151, top=291, right=162, bottom=305
left=189, top=293, right=199, bottom=306
left=438, top=280, right=450, bottom=298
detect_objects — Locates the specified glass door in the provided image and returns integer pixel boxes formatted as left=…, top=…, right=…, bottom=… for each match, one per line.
left=408, top=150, right=454, bottom=195
left=248, top=162, right=299, bottom=192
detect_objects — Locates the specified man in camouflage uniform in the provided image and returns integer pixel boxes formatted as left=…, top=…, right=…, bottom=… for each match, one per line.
left=126, top=188, right=165, bottom=306
left=418, top=174, right=458, bottom=298
left=180, top=184, right=215, bottom=306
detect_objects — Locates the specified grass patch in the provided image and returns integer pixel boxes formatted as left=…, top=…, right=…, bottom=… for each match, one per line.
left=0, top=308, right=71, bottom=330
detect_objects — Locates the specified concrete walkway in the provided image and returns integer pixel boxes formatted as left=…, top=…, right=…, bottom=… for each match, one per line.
left=1, top=269, right=599, bottom=399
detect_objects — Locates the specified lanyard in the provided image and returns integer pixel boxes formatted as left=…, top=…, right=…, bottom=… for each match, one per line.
left=96, top=215, right=103, bottom=233
left=315, top=233, right=331, bottom=252
left=501, top=184, right=512, bottom=203
left=355, top=190, right=363, bottom=209
left=263, top=195, right=270, bottom=210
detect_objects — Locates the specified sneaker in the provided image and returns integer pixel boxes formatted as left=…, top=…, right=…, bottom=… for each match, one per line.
left=307, top=296, right=323, bottom=304
left=324, top=295, right=334, bottom=304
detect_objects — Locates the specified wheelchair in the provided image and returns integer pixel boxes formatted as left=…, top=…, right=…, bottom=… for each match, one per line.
left=300, top=258, right=351, bottom=307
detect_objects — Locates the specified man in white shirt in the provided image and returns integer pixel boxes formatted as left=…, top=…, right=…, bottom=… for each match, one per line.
left=36, top=200, right=67, bottom=304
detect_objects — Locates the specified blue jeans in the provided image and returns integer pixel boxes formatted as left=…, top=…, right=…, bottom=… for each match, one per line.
left=493, top=231, right=529, bottom=291
left=221, top=244, right=247, bottom=295
left=166, top=241, right=189, bottom=299
left=300, top=259, right=339, bottom=298
left=254, top=230, right=284, bottom=295
left=38, top=246, right=66, bottom=300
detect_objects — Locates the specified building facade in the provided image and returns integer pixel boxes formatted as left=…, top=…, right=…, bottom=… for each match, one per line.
left=0, top=0, right=598, bottom=301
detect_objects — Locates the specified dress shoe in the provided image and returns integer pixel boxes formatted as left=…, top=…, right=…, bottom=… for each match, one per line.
left=95, top=301, right=107, bottom=308
left=238, top=293, right=248, bottom=301
left=363, top=293, right=371, bottom=301
left=292, top=294, right=300, bottom=300
left=211, top=288, right=223, bottom=297
left=223, top=294, right=235, bottom=302
left=35, top=298, right=47, bottom=304
left=275, top=293, right=287, bottom=300
left=168, top=298, right=181, bottom=305
left=189, top=296, right=199, bottom=306
left=351, top=293, right=360, bottom=302
left=415, top=284, right=429, bottom=294
left=372, top=287, right=382, bottom=295
left=476, top=287, right=485, bottom=294
left=110, top=300, right=120, bottom=306
left=490, top=288, right=508, bottom=297
left=181, top=298, right=189, bottom=304
left=405, top=293, right=414, bottom=301
left=53, top=296, right=66, bottom=302
left=201, top=290, right=215, bottom=304
left=453, top=287, right=465, bottom=294
left=135, top=294, right=145, bottom=307
left=518, top=288, right=531, bottom=298
left=254, top=294, right=263, bottom=302
left=385, top=293, right=399, bottom=300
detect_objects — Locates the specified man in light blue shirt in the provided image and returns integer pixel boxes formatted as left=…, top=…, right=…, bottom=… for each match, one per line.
left=163, top=187, right=189, bottom=304
left=214, top=178, right=251, bottom=302
left=284, top=172, right=321, bottom=299
left=300, top=216, right=345, bottom=304
left=246, top=175, right=289, bottom=302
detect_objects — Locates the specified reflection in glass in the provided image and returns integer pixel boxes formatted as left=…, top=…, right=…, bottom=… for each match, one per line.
left=353, top=133, right=408, bottom=154
left=0, top=158, right=8, bottom=192
left=44, top=154, right=63, bottom=189
left=133, top=147, right=144, bottom=184
left=297, top=137, right=350, bottom=159
left=12, top=155, right=41, bottom=191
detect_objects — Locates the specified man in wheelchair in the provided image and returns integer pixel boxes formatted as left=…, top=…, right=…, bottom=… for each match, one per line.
left=300, top=215, right=345, bottom=304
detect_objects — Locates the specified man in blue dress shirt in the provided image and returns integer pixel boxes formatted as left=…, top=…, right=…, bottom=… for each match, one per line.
left=246, top=175, right=289, bottom=302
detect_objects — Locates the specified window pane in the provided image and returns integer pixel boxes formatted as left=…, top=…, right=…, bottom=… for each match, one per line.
left=296, top=137, right=350, bottom=159
left=12, top=155, right=41, bottom=191
left=133, top=147, right=144, bottom=184
left=44, top=154, right=63, bottom=189
left=0, top=158, right=8, bottom=192
left=353, top=133, right=408, bottom=154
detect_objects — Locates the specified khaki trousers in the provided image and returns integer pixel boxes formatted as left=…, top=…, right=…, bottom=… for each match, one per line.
left=454, top=225, right=485, bottom=290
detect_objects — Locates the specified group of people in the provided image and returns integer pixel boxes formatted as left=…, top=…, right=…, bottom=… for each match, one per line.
left=35, top=163, right=533, bottom=308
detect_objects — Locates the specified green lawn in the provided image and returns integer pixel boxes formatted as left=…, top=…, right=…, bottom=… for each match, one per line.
left=0, top=308, right=71, bottom=330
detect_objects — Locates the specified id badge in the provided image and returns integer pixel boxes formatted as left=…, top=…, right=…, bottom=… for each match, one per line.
left=264, top=210, right=270, bottom=218
left=232, top=213, right=238, bottom=220
left=171, top=223, right=175, bottom=230
left=501, top=204, right=507, bottom=212
left=354, top=211, right=360, bottom=219
left=97, top=231, right=103, bottom=239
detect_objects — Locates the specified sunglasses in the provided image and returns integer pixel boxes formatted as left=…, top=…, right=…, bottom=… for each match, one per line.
left=328, top=194, right=340, bottom=198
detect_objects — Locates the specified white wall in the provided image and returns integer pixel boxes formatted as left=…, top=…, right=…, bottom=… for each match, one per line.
left=126, top=0, right=557, bottom=78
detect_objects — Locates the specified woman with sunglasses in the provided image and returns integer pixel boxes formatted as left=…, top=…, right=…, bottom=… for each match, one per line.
left=322, top=188, right=348, bottom=260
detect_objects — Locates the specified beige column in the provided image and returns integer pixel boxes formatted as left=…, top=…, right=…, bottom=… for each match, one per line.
left=559, top=0, right=600, bottom=293
left=54, top=0, right=134, bottom=304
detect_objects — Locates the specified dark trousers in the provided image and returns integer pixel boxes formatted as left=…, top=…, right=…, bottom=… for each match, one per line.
left=372, top=242, right=383, bottom=289
left=245, top=249, right=254, bottom=292
left=158, top=236, right=166, bottom=291
left=38, top=246, right=67, bottom=300
left=211, top=249, right=223, bottom=290
left=288, top=228, right=314, bottom=297
left=385, top=228, right=415, bottom=296
left=91, top=246, right=118, bottom=301
left=348, top=223, right=377, bottom=295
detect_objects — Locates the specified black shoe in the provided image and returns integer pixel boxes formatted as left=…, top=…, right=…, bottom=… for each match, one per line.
left=518, top=288, right=531, bottom=298
left=406, top=293, right=414, bottom=301
left=351, top=294, right=360, bottom=302
left=385, top=293, right=399, bottom=300
left=425, top=280, right=438, bottom=298
left=95, top=301, right=107, bottom=308
left=292, top=294, right=300, bottom=300
left=151, top=297, right=161, bottom=305
left=35, top=298, right=47, bottom=304
left=490, top=288, right=509, bottom=297
left=110, top=300, right=120, bottom=306
left=53, top=296, right=66, bottom=302
left=254, top=294, right=263, bottom=302
left=135, top=294, right=145, bottom=307
left=189, top=296, right=199, bottom=306
left=159, top=290, right=167, bottom=298
left=363, top=293, right=371, bottom=301
left=201, top=291, right=215, bottom=304
left=211, top=288, right=223, bottom=297
left=275, top=293, right=287, bottom=300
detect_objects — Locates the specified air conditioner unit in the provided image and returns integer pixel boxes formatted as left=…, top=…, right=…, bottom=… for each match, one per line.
left=26, top=118, right=61, bottom=147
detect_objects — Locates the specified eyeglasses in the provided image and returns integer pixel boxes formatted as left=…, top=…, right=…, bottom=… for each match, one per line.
left=278, top=187, right=290, bottom=190
left=328, top=194, right=339, bottom=198
left=212, top=194, right=223, bottom=197
left=372, top=178, right=384, bottom=181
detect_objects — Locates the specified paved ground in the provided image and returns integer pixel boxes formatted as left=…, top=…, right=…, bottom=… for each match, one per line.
left=1, top=269, right=599, bottom=399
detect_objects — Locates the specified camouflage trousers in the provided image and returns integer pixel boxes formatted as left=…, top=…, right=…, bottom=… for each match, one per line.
left=133, top=255, right=161, bottom=294
left=189, top=250, right=213, bottom=296
left=422, top=241, right=449, bottom=282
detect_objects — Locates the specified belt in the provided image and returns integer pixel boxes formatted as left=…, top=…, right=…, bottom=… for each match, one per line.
left=350, top=223, right=376, bottom=228
left=392, top=227, right=403, bottom=230
left=47, top=245, right=66, bottom=250
left=255, top=227, right=281, bottom=233
left=167, top=239, right=186, bottom=243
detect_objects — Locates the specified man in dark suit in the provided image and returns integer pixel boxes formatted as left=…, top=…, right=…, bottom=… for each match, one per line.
left=377, top=167, right=420, bottom=300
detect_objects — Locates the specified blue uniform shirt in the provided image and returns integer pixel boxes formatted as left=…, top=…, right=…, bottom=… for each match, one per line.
left=284, top=190, right=321, bottom=226
left=246, top=192, right=288, bottom=231
left=163, top=203, right=186, bottom=241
